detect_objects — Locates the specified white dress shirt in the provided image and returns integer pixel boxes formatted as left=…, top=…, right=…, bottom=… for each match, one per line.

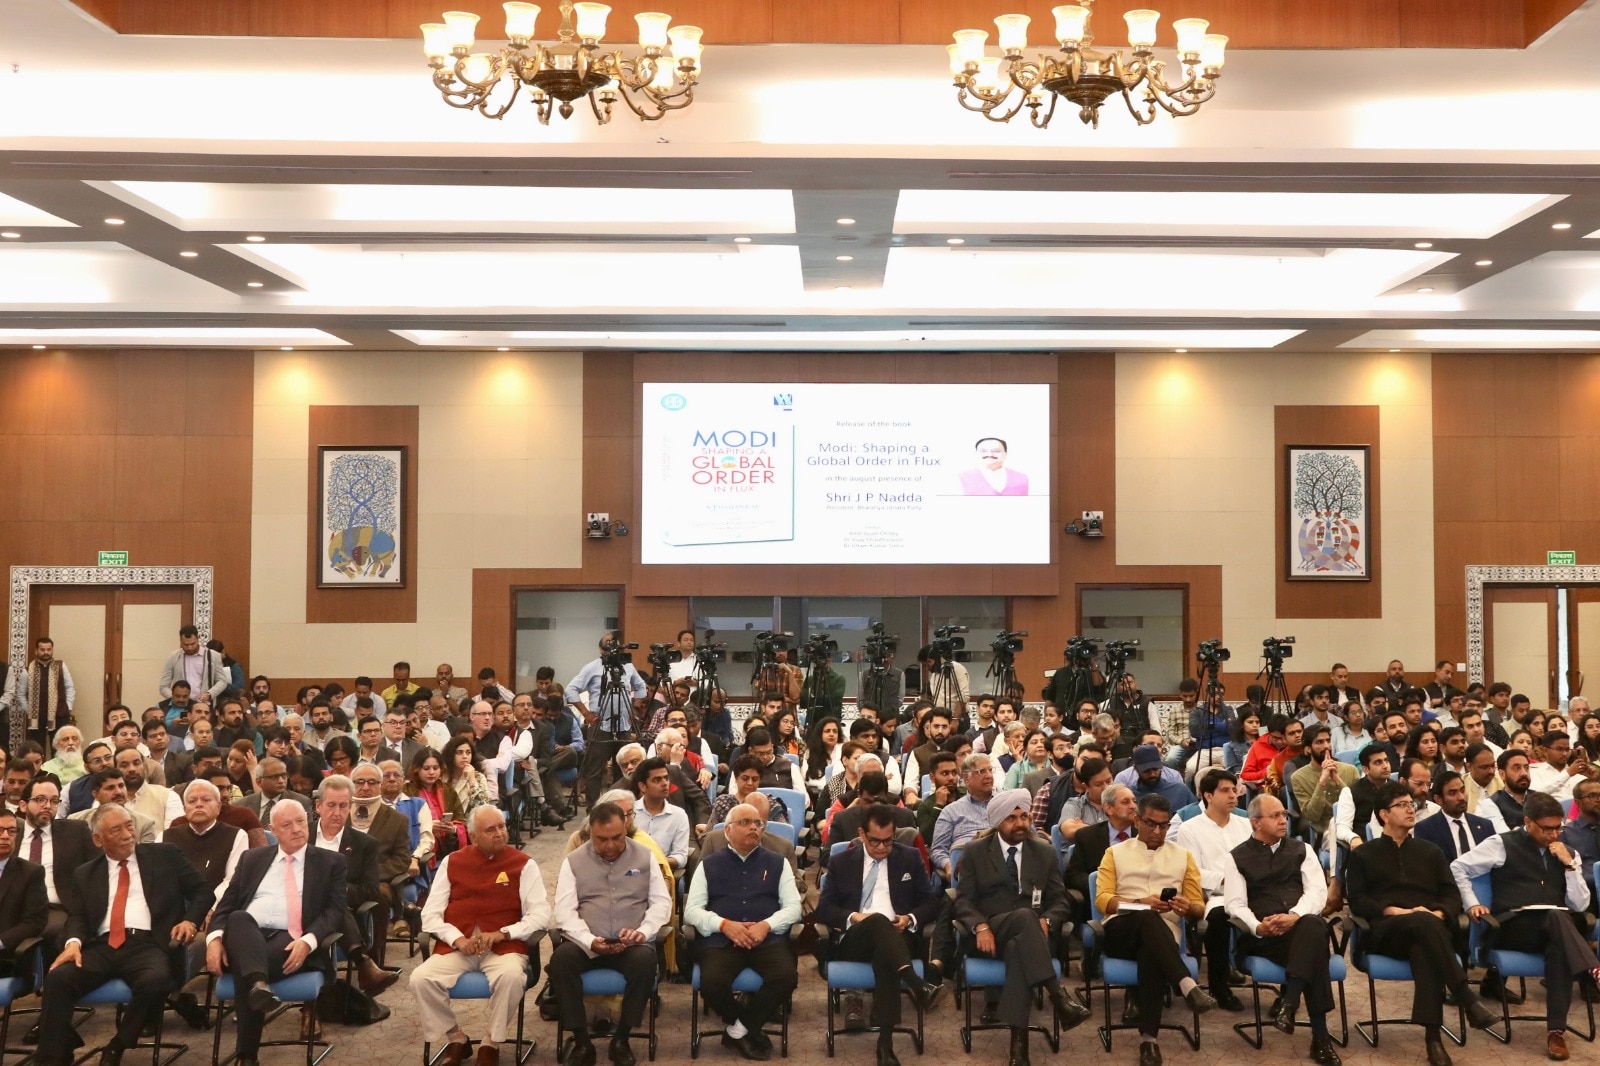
left=25, top=823, right=59, bottom=905
left=553, top=847, right=672, bottom=958
left=1171, top=810, right=1254, bottom=897
left=205, top=846, right=318, bottom=950
left=69, top=852, right=154, bottom=946
left=1221, top=839, right=1328, bottom=931
left=422, top=849, right=551, bottom=949
left=1528, top=761, right=1585, bottom=804
left=857, top=855, right=896, bottom=923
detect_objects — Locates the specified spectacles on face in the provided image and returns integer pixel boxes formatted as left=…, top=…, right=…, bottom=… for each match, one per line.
left=1532, top=820, right=1564, bottom=834
left=1140, top=817, right=1172, bottom=832
left=863, top=833, right=894, bottom=849
left=1387, top=800, right=1417, bottom=812
left=730, top=817, right=766, bottom=829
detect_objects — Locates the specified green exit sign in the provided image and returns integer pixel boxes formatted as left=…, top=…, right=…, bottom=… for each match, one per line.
left=97, top=551, right=129, bottom=567
left=1549, top=550, right=1577, bottom=566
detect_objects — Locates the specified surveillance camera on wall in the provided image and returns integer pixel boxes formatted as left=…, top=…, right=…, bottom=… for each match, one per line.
left=585, top=512, right=612, bottom=539
left=1065, top=510, right=1105, bottom=538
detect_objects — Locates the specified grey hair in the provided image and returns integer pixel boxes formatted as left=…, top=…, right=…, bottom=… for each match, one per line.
left=52, top=725, right=81, bottom=747
left=185, top=778, right=221, bottom=803
left=1101, top=784, right=1133, bottom=808
left=617, top=743, right=646, bottom=764
left=467, top=805, right=504, bottom=840
left=254, top=756, right=285, bottom=782
left=598, top=788, right=634, bottom=806
left=88, top=803, right=131, bottom=834
left=1091, top=713, right=1117, bottom=733
left=1247, top=793, right=1279, bottom=818
left=961, top=752, right=992, bottom=774
left=281, top=712, right=303, bottom=727
left=316, top=773, right=353, bottom=801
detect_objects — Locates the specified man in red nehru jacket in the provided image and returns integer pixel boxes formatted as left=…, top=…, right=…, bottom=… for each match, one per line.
left=412, top=806, right=551, bottom=1066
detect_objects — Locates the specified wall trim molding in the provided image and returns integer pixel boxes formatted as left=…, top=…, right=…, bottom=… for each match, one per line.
left=1465, top=564, right=1600, bottom=685
left=8, top=565, right=214, bottom=750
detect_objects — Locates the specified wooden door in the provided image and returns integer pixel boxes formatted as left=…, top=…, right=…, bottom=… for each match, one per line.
left=1484, top=586, right=1559, bottom=709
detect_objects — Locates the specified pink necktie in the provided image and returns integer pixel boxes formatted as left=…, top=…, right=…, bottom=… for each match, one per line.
left=285, top=854, right=302, bottom=939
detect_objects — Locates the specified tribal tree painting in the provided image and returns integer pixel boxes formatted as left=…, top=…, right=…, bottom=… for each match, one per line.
left=318, top=446, right=406, bottom=586
left=1286, top=445, right=1370, bottom=580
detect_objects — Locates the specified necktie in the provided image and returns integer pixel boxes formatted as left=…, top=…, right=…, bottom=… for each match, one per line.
left=108, top=860, right=129, bottom=949
left=1116, top=828, right=1129, bottom=843
left=862, top=858, right=881, bottom=907
left=29, top=829, right=42, bottom=864
left=1453, top=818, right=1470, bottom=856
left=285, top=854, right=303, bottom=939
left=1005, top=845, right=1021, bottom=894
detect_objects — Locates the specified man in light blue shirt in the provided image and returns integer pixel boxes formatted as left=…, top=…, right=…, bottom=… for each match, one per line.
left=929, top=754, right=996, bottom=880
left=633, top=758, right=691, bottom=871
left=566, top=633, right=649, bottom=808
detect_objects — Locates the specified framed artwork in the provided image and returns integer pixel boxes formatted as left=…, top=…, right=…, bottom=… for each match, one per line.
left=1286, top=445, right=1370, bottom=581
left=317, top=446, right=406, bottom=587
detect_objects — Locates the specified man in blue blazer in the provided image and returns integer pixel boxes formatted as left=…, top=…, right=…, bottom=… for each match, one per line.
left=814, top=805, right=942, bottom=1066
left=1412, top=772, right=1496, bottom=862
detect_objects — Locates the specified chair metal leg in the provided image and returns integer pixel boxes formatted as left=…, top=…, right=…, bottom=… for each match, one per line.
left=1231, top=976, right=1266, bottom=1049
left=1356, top=969, right=1463, bottom=1049
left=689, top=986, right=700, bottom=1060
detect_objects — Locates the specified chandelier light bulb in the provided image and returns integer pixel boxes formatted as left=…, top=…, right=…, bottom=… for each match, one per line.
left=1172, top=17, right=1208, bottom=57
left=667, top=25, right=703, bottom=67
left=572, top=2, right=611, bottom=41
left=460, top=53, right=495, bottom=84
left=441, top=10, right=480, bottom=52
left=952, top=29, right=989, bottom=66
left=635, top=11, right=671, bottom=49
left=974, top=56, right=1005, bottom=93
left=1201, top=33, right=1228, bottom=69
left=1053, top=5, right=1089, bottom=44
left=649, top=56, right=675, bottom=90
left=421, top=22, right=453, bottom=58
left=502, top=2, right=539, bottom=41
left=1124, top=9, right=1160, bottom=52
left=994, top=13, right=1030, bottom=52
left=946, top=44, right=967, bottom=76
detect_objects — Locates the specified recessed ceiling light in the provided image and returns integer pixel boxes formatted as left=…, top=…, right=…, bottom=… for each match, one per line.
left=31, top=344, right=45, bottom=350
left=836, top=218, right=856, bottom=226
left=1476, top=259, right=1493, bottom=266
left=105, top=218, right=125, bottom=226
left=1553, top=222, right=1573, bottom=230
left=947, top=238, right=966, bottom=245
left=1174, top=348, right=1188, bottom=353
left=280, top=346, right=294, bottom=351
left=245, top=235, right=266, bottom=242
left=836, top=255, right=854, bottom=261
left=179, top=250, right=199, bottom=258
left=1417, top=286, right=1434, bottom=293
left=496, top=346, right=510, bottom=351
left=1414, top=241, right=1433, bottom=249
left=835, top=285, right=852, bottom=292
left=733, top=237, right=751, bottom=243
left=246, top=281, right=264, bottom=288
left=0, top=232, right=19, bottom=239
left=1389, top=348, right=1402, bottom=352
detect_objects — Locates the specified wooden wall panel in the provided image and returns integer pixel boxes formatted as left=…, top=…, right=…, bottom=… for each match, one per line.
left=1274, top=405, right=1382, bottom=620
left=304, top=405, right=419, bottom=625
left=81, top=0, right=1583, bottom=46
left=0, top=349, right=253, bottom=668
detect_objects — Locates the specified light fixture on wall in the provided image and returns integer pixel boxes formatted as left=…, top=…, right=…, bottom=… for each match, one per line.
left=421, top=3, right=704, bottom=125
left=949, top=2, right=1226, bottom=129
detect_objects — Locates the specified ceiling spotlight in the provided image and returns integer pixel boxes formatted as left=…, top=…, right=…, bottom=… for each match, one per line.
left=733, top=236, right=751, bottom=243
left=836, top=217, right=856, bottom=226
left=1417, top=286, right=1434, bottom=292
left=1553, top=222, right=1573, bottom=230
left=1389, top=348, right=1401, bottom=352
left=280, top=346, right=294, bottom=351
left=947, top=237, right=966, bottom=245
left=1414, top=241, right=1433, bottom=249
left=1174, top=348, right=1188, bottom=353
left=0, top=232, right=19, bottom=239
left=245, top=235, right=266, bottom=243
left=835, top=285, right=852, bottom=292
left=246, top=281, right=264, bottom=288
left=31, top=344, right=45, bottom=350
left=105, top=218, right=125, bottom=226
left=1476, top=259, right=1493, bottom=266
left=179, top=251, right=199, bottom=258
left=497, top=346, right=511, bottom=351
left=836, top=254, right=854, bottom=261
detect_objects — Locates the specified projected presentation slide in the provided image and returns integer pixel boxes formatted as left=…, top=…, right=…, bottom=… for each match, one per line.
left=641, top=382, right=1051, bottom=565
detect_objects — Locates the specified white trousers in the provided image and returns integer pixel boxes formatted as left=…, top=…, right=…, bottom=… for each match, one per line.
left=410, top=949, right=527, bottom=1043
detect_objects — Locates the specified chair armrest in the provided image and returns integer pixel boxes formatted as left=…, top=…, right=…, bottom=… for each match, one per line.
left=1064, top=888, right=1085, bottom=912
left=1087, top=919, right=1106, bottom=939
left=1346, top=915, right=1371, bottom=933
left=11, top=936, right=41, bottom=958
left=1227, top=915, right=1256, bottom=936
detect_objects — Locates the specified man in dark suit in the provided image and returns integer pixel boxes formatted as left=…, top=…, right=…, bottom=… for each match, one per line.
left=34, top=805, right=212, bottom=1066
left=206, top=801, right=348, bottom=1066
left=1063, top=784, right=1137, bottom=920
left=349, top=764, right=413, bottom=963
left=237, top=757, right=314, bottom=824
left=0, top=808, right=48, bottom=977
left=1413, top=772, right=1496, bottom=862
left=309, top=774, right=398, bottom=996
left=953, top=790, right=1089, bottom=1066
left=18, top=775, right=96, bottom=954
left=814, top=806, right=942, bottom=1066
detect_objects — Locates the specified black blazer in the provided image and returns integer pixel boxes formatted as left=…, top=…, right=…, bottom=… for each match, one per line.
left=1413, top=810, right=1496, bottom=862
left=953, top=832, right=1071, bottom=933
left=65, top=843, right=212, bottom=946
left=1064, top=819, right=1120, bottom=902
left=212, top=845, right=348, bottom=968
left=329, top=827, right=380, bottom=908
left=39, top=818, right=96, bottom=912
left=814, top=842, right=938, bottom=942
left=0, top=857, right=48, bottom=952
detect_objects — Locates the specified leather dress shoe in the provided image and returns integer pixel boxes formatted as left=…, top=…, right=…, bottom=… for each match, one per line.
left=1462, top=990, right=1499, bottom=1030
left=173, top=992, right=211, bottom=1030
left=1138, top=1041, right=1162, bottom=1066
left=1213, top=988, right=1245, bottom=1012
left=1548, top=1031, right=1571, bottom=1061
left=1006, top=1029, right=1030, bottom=1066
left=245, top=982, right=282, bottom=1015
left=1183, top=986, right=1217, bottom=1014
left=1047, top=985, right=1091, bottom=1031
left=438, top=1041, right=471, bottom=1066
left=720, top=1033, right=767, bottom=1061
left=1270, top=999, right=1297, bottom=1035
left=475, top=1045, right=500, bottom=1066
left=1481, top=971, right=1524, bottom=1005
left=1309, top=1035, right=1342, bottom=1066
left=875, top=1037, right=900, bottom=1066
left=355, top=956, right=400, bottom=996
left=561, top=1039, right=595, bottom=1066
left=747, top=1029, right=773, bottom=1056
left=608, top=1037, right=635, bottom=1066
left=980, top=1002, right=1002, bottom=1025
left=300, top=1007, right=322, bottom=1042
left=100, top=1043, right=124, bottom=1066
left=905, top=976, right=943, bottom=1014
left=1425, top=1038, right=1452, bottom=1066
left=1228, top=968, right=1251, bottom=987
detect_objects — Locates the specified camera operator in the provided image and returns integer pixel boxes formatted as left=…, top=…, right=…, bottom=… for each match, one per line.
left=666, top=629, right=697, bottom=682
left=920, top=628, right=971, bottom=721
left=858, top=623, right=902, bottom=713
left=1105, top=673, right=1151, bottom=754
left=1042, top=648, right=1104, bottom=708
left=565, top=632, right=649, bottom=808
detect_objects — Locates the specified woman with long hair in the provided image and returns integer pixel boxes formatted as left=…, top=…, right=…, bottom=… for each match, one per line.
left=771, top=708, right=803, bottom=758
left=226, top=739, right=257, bottom=796
left=441, top=734, right=492, bottom=811
left=801, top=716, right=841, bottom=791
left=1577, top=713, right=1600, bottom=760
left=405, top=749, right=466, bottom=860
left=1003, top=728, right=1053, bottom=790
left=322, top=735, right=359, bottom=778
left=1403, top=725, right=1439, bottom=769
left=1225, top=712, right=1261, bottom=772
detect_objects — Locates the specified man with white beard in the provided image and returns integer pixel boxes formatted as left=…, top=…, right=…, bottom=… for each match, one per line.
left=39, top=726, right=86, bottom=784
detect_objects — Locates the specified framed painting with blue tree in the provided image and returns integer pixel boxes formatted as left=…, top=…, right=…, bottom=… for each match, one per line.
left=317, top=446, right=406, bottom=588
left=1286, top=445, right=1369, bottom=581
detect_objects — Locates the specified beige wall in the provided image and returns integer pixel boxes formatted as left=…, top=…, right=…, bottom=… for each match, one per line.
left=1115, top=351, right=1435, bottom=673
left=250, top=349, right=585, bottom=679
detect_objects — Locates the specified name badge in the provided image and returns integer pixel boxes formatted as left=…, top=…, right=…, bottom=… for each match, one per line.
left=1031, top=887, right=1042, bottom=907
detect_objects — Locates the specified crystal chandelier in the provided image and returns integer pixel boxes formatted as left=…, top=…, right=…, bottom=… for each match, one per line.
left=950, top=2, right=1226, bottom=129
left=421, top=2, right=704, bottom=124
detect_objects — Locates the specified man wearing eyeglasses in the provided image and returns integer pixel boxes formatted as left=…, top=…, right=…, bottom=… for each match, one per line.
left=814, top=805, right=942, bottom=1066
left=1344, top=781, right=1497, bottom=1066
left=684, top=802, right=801, bottom=1061
left=1096, top=793, right=1214, bottom=1066
left=1449, top=791, right=1600, bottom=1063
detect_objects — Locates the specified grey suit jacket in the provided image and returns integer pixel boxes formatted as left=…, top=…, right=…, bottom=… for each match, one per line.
left=159, top=648, right=230, bottom=700
left=240, top=789, right=315, bottom=822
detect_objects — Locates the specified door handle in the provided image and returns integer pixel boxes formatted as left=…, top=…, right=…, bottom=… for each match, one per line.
left=104, top=672, right=111, bottom=706
left=114, top=674, right=121, bottom=703
left=1571, top=670, right=1584, bottom=698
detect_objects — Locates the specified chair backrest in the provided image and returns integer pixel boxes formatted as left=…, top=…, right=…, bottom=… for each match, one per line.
left=1175, top=801, right=1202, bottom=823
left=784, top=753, right=800, bottom=765
left=765, top=819, right=799, bottom=846
left=829, top=839, right=854, bottom=859
left=1467, top=872, right=1493, bottom=962
left=1333, top=749, right=1360, bottom=766
left=1049, top=824, right=1070, bottom=872
left=758, top=786, right=807, bottom=823
left=921, top=774, right=932, bottom=796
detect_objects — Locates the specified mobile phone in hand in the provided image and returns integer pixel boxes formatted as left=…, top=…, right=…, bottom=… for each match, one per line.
left=1159, top=887, right=1178, bottom=902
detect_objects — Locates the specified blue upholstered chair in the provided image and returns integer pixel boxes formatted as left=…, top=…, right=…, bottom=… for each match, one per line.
left=1081, top=871, right=1201, bottom=1052
left=1466, top=872, right=1596, bottom=1045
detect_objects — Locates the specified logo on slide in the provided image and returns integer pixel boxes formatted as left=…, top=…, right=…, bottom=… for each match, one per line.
left=660, top=393, right=687, bottom=411
left=772, top=392, right=793, bottom=411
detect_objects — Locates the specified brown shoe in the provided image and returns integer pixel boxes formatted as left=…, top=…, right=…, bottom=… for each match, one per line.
left=299, top=1007, right=322, bottom=1042
left=476, top=1046, right=500, bottom=1066
left=1548, top=1032, right=1570, bottom=1061
left=438, top=1042, right=470, bottom=1066
left=356, top=957, right=400, bottom=996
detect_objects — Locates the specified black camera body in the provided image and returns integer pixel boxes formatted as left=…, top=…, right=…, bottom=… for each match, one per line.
left=862, top=620, right=898, bottom=668
left=990, top=629, right=1027, bottom=656
left=803, top=632, right=839, bottom=665
left=1196, top=638, right=1230, bottom=666
left=1104, top=638, right=1140, bottom=670
left=1064, top=635, right=1100, bottom=669
left=929, top=624, right=968, bottom=664
left=601, top=637, right=639, bottom=671
left=1262, top=635, right=1295, bottom=668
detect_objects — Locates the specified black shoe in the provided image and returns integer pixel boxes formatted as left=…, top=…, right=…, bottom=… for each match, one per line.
left=902, top=971, right=943, bottom=1014
left=1183, top=986, right=1217, bottom=1015
left=1270, top=999, right=1297, bottom=1035
left=1462, top=990, right=1498, bottom=1030
left=980, top=1002, right=1002, bottom=1025
left=100, top=1043, right=123, bottom=1066
left=1007, top=1029, right=1030, bottom=1066
left=720, top=1033, right=766, bottom=1061
left=1425, top=1038, right=1452, bottom=1066
left=1138, top=1041, right=1163, bottom=1066
left=245, top=981, right=282, bottom=1015
left=22, top=1023, right=39, bottom=1045
left=172, top=992, right=210, bottom=1031
left=747, top=1029, right=773, bottom=1056
left=1228, top=968, right=1251, bottom=987
left=1309, top=1035, right=1342, bottom=1066
left=1213, top=989, right=1245, bottom=1013
left=1047, top=985, right=1091, bottom=1031
left=562, top=1039, right=596, bottom=1066
left=1122, top=997, right=1140, bottom=1025
left=875, top=1038, right=900, bottom=1066
left=1481, top=972, right=1524, bottom=1005
left=607, top=1038, right=634, bottom=1066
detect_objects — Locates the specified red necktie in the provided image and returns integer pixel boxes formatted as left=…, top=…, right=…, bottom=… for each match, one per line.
left=108, top=860, right=129, bottom=949
left=1116, top=829, right=1129, bottom=843
left=28, top=829, right=42, bottom=864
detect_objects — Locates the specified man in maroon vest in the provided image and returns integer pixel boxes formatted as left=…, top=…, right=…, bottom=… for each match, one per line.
left=412, top=807, right=551, bottom=1066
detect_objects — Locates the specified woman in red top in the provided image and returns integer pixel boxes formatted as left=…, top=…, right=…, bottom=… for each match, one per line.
left=1239, top=713, right=1289, bottom=790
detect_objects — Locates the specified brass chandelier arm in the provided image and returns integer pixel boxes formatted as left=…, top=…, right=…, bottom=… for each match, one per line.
left=1026, top=90, right=1059, bottom=129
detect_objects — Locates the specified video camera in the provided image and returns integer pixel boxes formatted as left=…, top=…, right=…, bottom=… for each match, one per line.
left=694, top=628, right=728, bottom=675
left=802, top=631, right=840, bottom=667
left=929, top=624, right=968, bottom=665
left=1261, top=635, right=1295, bottom=670
left=753, top=629, right=792, bottom=661
left=647, top=642, right=675, bottom=679
left=1063, top=635, right=1100, bottom=670
left=990, top=629, right=1027, bottom=657
left=600, top=634, right=639, bottom=671
left=1104, top=639, right=1140, bottom=671
left=1196, top=638, right=1230, bottom=670
left=862, top=621, right=898, bottom=668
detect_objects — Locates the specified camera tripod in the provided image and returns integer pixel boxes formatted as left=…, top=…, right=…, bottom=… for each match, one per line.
left=986, top=653, right=1019, bottom=703
left=859, top=659, right=899, bottom=710
left=927, top=654, right=967, bottom=717
left=801, top=655, right=842, bottom=719
left=1256, top=656, right=1293, bottom=719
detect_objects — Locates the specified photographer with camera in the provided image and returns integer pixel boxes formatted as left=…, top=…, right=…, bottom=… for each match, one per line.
left=920, top=626, right=971, bottom=721
left=1106, top=673, right=1151, bottom=754
left=665, top=629, right=697, bottom=682
left=858, top=622, right=902, bottom=711
left=564, top=632, right=649, bottom=808
left=799, top=632, right=846, bottom=719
